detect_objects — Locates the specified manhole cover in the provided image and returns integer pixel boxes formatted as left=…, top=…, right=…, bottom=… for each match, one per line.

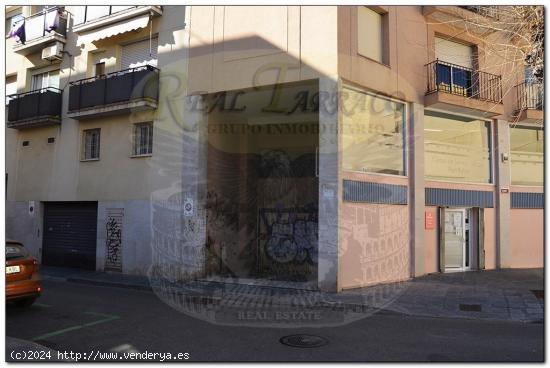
left=459, top=303, right=482, bottom=312
left=280, top=334, right=328, bottom=348
left=532, top=290, right=544, bottom=300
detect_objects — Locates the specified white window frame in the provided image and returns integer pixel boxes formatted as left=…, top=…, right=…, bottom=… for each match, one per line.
left=81, top=128, right=101, bottom=161
left=31, top=69, right=60, bottom=91
left=132, top=122, right=153, bottom=157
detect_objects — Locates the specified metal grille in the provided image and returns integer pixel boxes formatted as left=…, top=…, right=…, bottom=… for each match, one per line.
left=83, top=128, right=101, bottom=160
left=425, top=188, right=494, bottom=207
left=343, top=180, right=408, bottom=205
left=511, top=192, right=544, bottom=209
left=133, top=122, right=153, bottom=156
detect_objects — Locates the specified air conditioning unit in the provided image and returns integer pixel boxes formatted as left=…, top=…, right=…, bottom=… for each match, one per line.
left=41, top=42, right=64, bottom=62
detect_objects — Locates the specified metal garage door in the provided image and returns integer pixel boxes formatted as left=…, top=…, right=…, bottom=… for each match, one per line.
left=42, top=202, right=98, bottom=270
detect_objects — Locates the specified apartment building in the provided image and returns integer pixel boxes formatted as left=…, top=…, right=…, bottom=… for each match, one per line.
left=5, top=6, right=543, bottom=292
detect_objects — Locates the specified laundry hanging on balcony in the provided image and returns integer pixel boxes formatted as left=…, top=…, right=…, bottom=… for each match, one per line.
left=9, top=20, right=25, bottom=44
left=45, top=9, right=61, bottom=32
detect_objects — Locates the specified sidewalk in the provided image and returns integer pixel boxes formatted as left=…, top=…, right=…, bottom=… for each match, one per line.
left=41, top=266, right=543, bottom=323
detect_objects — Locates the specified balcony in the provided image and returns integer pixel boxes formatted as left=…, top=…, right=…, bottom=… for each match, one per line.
left=514, top=81, right=544, bottom=123
left=425, top=60, right=504, bottom=118
left=423, top=6, right=501, bottom=35
left=11, top=6, right=68, bottom=55
left=73, top=6, right=162, bottom=35
left=7, top=87, right=62, bottom=129
left=67, top=65, right=160, bottom=120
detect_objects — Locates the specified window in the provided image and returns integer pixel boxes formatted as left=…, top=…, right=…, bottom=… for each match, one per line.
left=133, top=122, right=153, bottom=156
left=6, top=13, right=24, bottom=37
left=95, top=62, right=105, bottom=77
left=342, top=87, right=406, bottom=175
left=510, top=126, right=543, bottom=186
left=82, top=129, right=101, bottom=160
left=31, top=69, right=60, bottom=90
left=424, top=111, right=492, bottom=183
left=121, top=37, right=158, bottom=69
left=6, top=75, right=17, bottom=105
left=357, top=7, right=386, bottom=64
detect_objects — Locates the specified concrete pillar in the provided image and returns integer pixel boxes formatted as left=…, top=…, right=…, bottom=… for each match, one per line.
left=494, top=119, right=511, bottom=268
left=408, top=103, right=425, bottom=277
left=317, top=76, right=339, bottom=292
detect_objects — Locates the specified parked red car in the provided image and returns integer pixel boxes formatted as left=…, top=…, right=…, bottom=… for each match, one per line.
left=6, top=240, right=41, bottom=307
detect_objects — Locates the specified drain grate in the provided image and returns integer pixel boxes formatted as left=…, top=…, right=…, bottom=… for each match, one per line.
left=459, top=303, right=482, bottom=312
left=280, top=334, right=328, bottom=348
left=531, top=290, right=544, bottom=300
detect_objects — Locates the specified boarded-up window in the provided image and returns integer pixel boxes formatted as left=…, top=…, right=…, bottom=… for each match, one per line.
left=358, top=7, right=384, bottom=63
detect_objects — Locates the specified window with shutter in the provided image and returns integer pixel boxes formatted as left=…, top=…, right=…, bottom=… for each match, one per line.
left=435, top=37, right=473, bottom=68
left=357, top=7, right=385, bottom=64
left=121, top=37, right=158, bottom=70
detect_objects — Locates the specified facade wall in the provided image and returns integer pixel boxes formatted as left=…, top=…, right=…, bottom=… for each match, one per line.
left=5, top=6, right=543, bottom=288
left=5, top=6, right=189, bottom=276
left=188, top=5, right=338, bottom=94
left=509, top=209, right=544, bottom=269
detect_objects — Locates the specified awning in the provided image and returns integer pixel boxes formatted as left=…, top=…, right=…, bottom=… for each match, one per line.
left=78, top=14, right=150, bottom=44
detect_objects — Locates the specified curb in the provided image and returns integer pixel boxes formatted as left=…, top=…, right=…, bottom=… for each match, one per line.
left=42, top=274, right=152, bottom=292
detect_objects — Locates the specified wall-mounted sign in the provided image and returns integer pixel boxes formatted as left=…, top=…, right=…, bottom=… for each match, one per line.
left=184, top=197, right=194, bottom=217
left=425, top=211, right=435, bottom=230
left=28, top=201, right=35, bottom=216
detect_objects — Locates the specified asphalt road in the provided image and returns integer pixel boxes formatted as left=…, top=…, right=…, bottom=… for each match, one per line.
left=6, top=280, right=544, bottom=362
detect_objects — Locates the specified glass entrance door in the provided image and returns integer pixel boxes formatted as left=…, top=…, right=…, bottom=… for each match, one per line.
left=444, top=209, right=467, bottom=270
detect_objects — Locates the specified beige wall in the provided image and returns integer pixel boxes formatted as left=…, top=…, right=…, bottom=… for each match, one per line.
left=188, top=6, right=338, bottom=94
left=6, top=6, right=189, bottom=202
left=509, top=209, right=544, bottom=268
left=338, top=6, right=427, bottom=104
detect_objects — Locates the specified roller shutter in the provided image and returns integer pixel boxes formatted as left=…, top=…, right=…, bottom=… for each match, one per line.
left=435, top=37, right=473, bottom=69
left=42, top=202, right=98, bottom=270
left=121, top=37, right=158, bottom=70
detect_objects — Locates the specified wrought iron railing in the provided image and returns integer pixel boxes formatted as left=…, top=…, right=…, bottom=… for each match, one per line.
left=12, top=6, right=68, bottom=43
left=426, top=59, right=502, bottom=104
left=460, top=6, right=501, bottom=20
left=68, top=65, right=160, bottom=112
left=515, top=81, right=543, bottom=111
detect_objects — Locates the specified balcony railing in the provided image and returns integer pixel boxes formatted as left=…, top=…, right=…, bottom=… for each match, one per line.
left=73, top=6, right=147, bottom=25
left=426, top=60, right=502, bottom=104
left=460, top=6, right=501, bottom=20
left=515, top=81, right=543, bottom=111
left=7, top=87, right=62, bottom=129
left=12, top=6, right=68, bottom=44
left=68, top=65, right=160, bottom=112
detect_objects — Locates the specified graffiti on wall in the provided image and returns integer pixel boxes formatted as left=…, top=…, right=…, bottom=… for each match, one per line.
left=258, top=206, right=318, bottom=281
left=105, top=208, right=124, bottom=271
